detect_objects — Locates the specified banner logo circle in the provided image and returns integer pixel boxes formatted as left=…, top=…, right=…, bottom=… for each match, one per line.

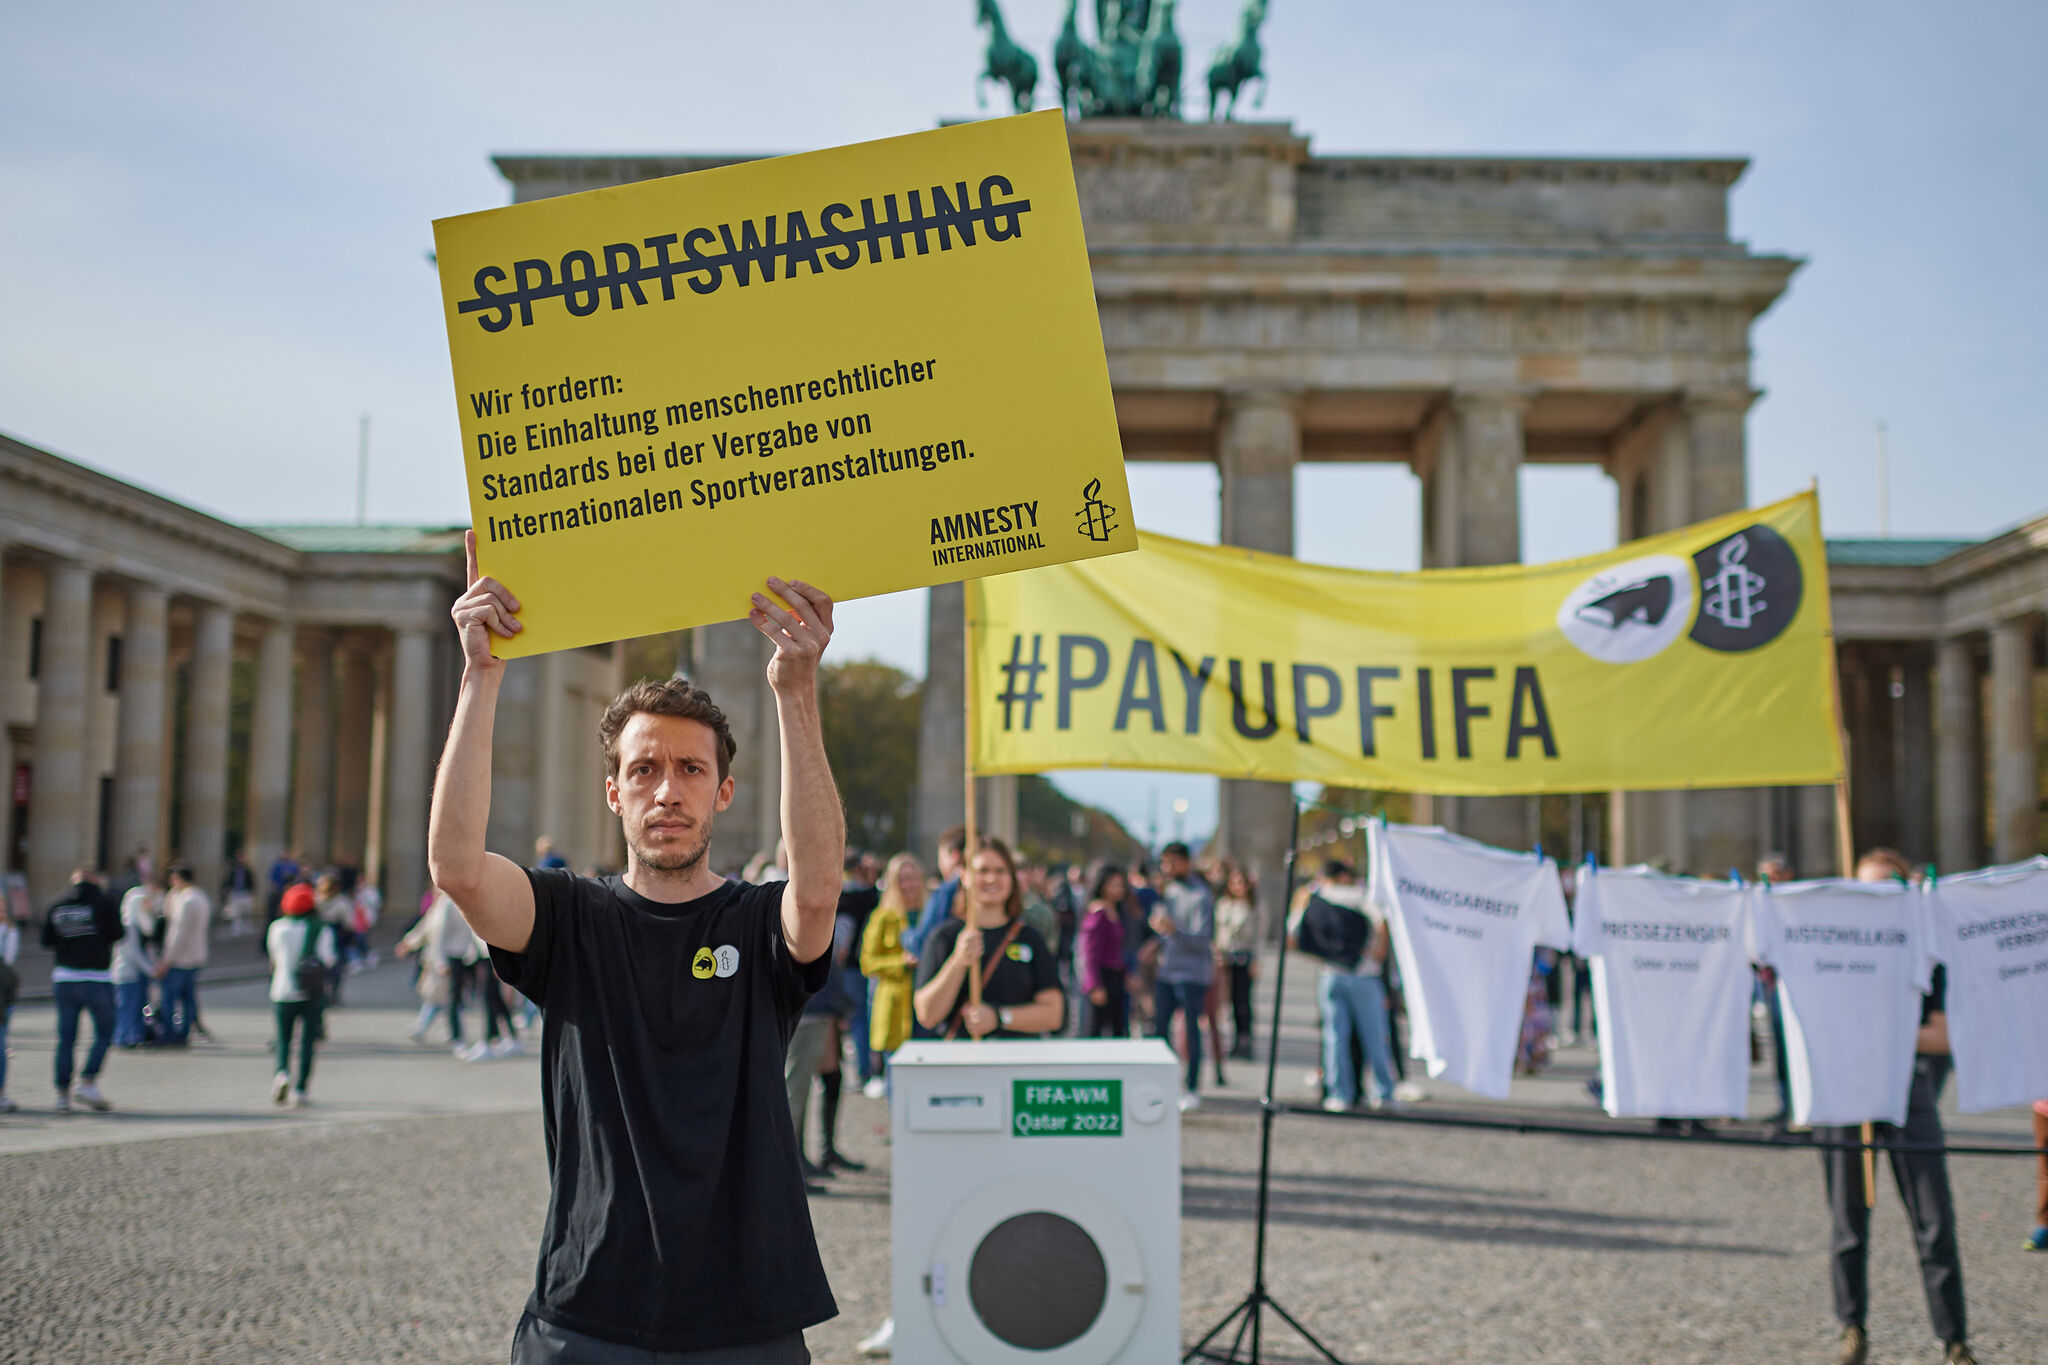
left=1556, top=554, right=1694, bottom=664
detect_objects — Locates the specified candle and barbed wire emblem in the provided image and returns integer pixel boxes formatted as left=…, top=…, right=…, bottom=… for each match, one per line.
left=1689, top=524, right=1801, bottom=651
left=1076, top=478, right=1119, bottom=542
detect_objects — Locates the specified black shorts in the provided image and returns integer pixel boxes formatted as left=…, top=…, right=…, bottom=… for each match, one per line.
left=510, top=1313, right=810, bottom=1365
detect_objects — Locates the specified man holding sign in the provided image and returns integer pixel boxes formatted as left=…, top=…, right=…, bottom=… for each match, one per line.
left=428, top=533, right=842, bottom=1363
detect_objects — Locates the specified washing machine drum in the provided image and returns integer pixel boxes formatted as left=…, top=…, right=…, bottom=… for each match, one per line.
left=929, top=1177, right=1149, bottom=1363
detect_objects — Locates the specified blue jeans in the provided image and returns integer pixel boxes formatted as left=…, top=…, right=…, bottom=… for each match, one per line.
left=54, top=981, right=116, bottom=1090
left=114, top=979, right=149, bottom=1046
left=1320, top=971, right=1396, bottom=1106
left=1154, top=979, right=1208, bottom=1092
left=842, top=969, right=873, bottom=1082
left=159, top=966, right=200, bottom=1043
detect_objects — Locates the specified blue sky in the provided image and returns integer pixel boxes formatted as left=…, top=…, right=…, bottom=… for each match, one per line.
left=5, top=1, right=2043, bottom=843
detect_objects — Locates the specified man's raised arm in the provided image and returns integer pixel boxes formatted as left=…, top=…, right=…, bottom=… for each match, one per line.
left=426, top=531, right=537, bottom=952
left=751, top=577, right=844, bottom=965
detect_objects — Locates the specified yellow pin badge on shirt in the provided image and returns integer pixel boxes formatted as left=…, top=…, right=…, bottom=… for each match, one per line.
left=691, top=948, right=716, bottom=980
left=1007, top=943, right=1032, bottom=962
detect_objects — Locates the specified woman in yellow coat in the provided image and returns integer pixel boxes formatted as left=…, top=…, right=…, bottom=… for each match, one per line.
left=859, top=853, right=926, bottom=1097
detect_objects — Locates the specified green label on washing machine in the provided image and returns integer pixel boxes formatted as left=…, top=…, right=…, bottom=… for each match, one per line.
left=1012, top=1079, right=1123, bottom=1137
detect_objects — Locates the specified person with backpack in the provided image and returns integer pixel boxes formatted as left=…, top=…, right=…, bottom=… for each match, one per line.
left=1288, top=860, right=1396, bottom=1112
left=266, top=883, right=336, bottom=1107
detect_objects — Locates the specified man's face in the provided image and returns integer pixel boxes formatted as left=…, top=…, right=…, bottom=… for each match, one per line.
left=1159, top=852, right=1189, bottom=882
left=938, top=845, right=964, bottom=880
left=605, top=713, right=734, bottom=876
left=859, top=853, right=882, bottom=886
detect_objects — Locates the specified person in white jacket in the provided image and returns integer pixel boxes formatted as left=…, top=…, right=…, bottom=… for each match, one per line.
left=112, top=879, right=161, bottom=1047
left=396, top=890, right=479, bottom=1048
left=266, top=884, right=336, bottom=1107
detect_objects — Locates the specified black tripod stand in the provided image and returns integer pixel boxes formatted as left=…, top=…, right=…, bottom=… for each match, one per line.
left=1183, top=801, right=1344, bottom=1364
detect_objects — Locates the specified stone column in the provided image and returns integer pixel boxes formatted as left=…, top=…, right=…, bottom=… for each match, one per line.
left=244, top=620, right=296, bottom=882
left=1989, top=617, right=2039, bottom=863
left=364, top=644, right=391, bottom=884
left=690, top=622, right=778, bottom=873
left=1934, top=635, right=1981, bottom=873
left=28, top=561, right=94, bottom=903
left=331, top=642, right=376, bottom=870
left=1843, top=648, right=1899, bottom=854
left=1216, top=388, right=1300, bottom=934
left=1896, top=648, right=1934, bottom=864
left=383, top=628, right=435, bottom=917
left=486, top=656, right=538, bottom=861
left=290, top=631, right=335, bottom=864
left=111, top=583, right=169, bottom=875
left=1433, top=391, right=1528, bottom=851
left=180, top=602, right=234, bottom=894
left=535, top=649, right=569, bottom=864
left=914, top=581, right=968, bottom=862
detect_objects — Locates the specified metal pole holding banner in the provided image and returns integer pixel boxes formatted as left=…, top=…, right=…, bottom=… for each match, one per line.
left=963, top=589, right=982, bottom=1012
left=1184, top=797, right=1345, bottom=1365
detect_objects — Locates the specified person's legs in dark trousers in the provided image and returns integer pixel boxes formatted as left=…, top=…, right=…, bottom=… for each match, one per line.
left=114, top=979, right=147, bottom=1047
left=53, top=982, right=85, bottom=1094
left=1228, top=957, right=1255, bottom=1057
left=444, top=956, right=469, bottom=1042
left=274, top=1000, right=297, bottom=1077
left=161, top=966, right=196, bottom=1043
left=294, top=1003, right=320, bottom=1089
left=480, top=970, right=512, bottom=1044
left=842, top=969, right=873, bottom=1083
left=78, top=984, right=114, bottom=1086
left=1154, top=980, right=1204, bottom=1092
left=1087, top=970, right=1129, bottom=1037
left=1819, top=1122, right=1879, bottom=1332
left=1889, top=1056, right=1966, bottom=1346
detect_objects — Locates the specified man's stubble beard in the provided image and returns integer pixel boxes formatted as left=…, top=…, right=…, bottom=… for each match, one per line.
left=626, top=811, right=715, bottom=877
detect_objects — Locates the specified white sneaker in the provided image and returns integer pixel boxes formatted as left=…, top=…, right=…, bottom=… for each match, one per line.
left=457, top=1042, right=491, bottom=1062
left=1178, top=1092, right=1202, bottom=1114
left=1321, top=1096, right=1349, bottom=1113
left=857, top=1317, right=894, bottom=1356
left=490, top=1036, right=525, bottom=1057
left=290, top=1090, right=310, bottom=1108
left=272, top=1072, right=290, bottom=1105
left=54, top=1091, right=72, bottom=1114
left=451, top=1041, right=471, bottom=1057
left=862, top=1077, right=887, bottom=1101
left=1393, top=1081, right=1427, bottom=1104
left=0, top=1093, right=17, bottom=1114
left=73, top=1082, right=111, bottom=1112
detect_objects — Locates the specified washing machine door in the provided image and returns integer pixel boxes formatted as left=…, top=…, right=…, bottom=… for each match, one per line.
left=925, top=1176, right=1148, bottom=1363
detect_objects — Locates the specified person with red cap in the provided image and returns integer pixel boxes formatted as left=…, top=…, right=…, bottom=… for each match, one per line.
left=266, top=883, right=336, bottom=1107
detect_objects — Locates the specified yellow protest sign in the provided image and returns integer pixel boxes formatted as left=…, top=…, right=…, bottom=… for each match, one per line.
left=432, top=110, right=1135, bottom=657
left=968, top=492, right=1843, bottom=795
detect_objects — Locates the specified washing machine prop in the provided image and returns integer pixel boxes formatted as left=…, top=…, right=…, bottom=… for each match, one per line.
left=890, top=1040, right=1182, bottom=1363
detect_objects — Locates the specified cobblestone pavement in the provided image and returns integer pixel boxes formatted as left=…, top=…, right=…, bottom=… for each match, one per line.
left=2, top=960, right=2042, bottom=1363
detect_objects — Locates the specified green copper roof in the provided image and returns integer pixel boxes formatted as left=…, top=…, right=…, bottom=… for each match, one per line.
left=244, top=524, right=466, bottom=554
left=1824, top=538, right=1976, bottom=568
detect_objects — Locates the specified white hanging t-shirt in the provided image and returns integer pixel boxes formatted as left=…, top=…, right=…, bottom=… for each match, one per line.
left=1925, top=856, right=2048, bottom=1114
left=1571, top=867, right=1756, bottom=1119
left=1753, top=879, right=1931, bottom=1127
left=1368, top=823, right=1571, bottom=1100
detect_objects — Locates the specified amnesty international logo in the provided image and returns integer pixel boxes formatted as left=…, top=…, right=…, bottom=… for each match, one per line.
left=1076, top=479, right=1118, bottom=542
left=1689, top=525, right=1801, bottom=652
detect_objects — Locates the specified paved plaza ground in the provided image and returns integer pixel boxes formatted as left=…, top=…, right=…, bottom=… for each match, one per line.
left=2, top=955, right=2042, bottom=1363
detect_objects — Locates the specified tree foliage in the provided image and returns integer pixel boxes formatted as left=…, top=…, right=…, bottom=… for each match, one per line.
left=819, top=660, right=923, bottom=854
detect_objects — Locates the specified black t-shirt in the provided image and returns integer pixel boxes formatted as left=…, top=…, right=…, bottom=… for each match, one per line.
left=912, top=918, right=1061, bottom=1038
left=489, top=870, right=837, bottom=1353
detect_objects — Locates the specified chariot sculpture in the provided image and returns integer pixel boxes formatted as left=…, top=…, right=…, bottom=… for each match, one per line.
left=974, top=0, right=1269, bottom=121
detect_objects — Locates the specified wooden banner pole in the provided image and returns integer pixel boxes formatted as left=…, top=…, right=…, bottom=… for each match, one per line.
left=963, top=587, right=982, bottom=1013
left=1826, top=631, right=1877, bottom=1208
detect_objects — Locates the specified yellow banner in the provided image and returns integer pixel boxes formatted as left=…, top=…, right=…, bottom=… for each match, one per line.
left=968, top=492, right=1843, bottom=794
left=433, top=110, right=1135, bottom=656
